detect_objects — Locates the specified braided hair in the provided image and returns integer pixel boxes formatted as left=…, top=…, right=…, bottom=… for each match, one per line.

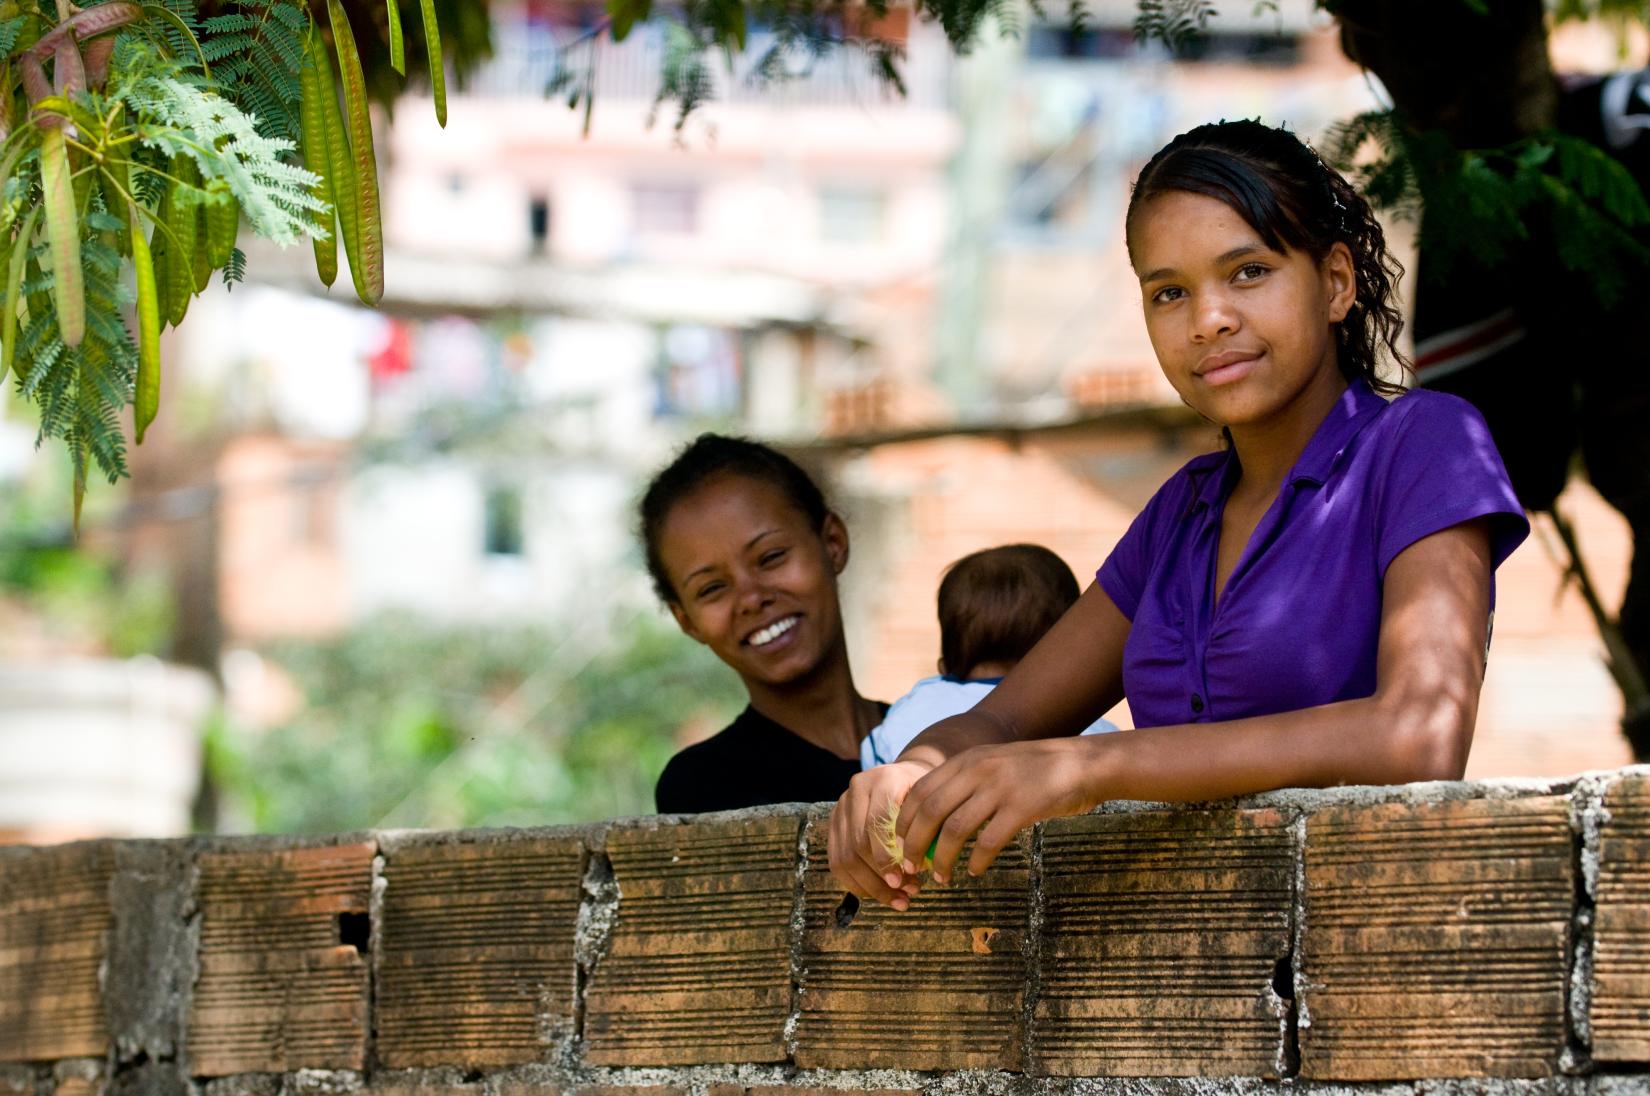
left=1125, top=119, right=1408, bottom=396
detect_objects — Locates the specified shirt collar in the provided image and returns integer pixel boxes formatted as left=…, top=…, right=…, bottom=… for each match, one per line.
left=1187, top=378, right=1387, bottom=511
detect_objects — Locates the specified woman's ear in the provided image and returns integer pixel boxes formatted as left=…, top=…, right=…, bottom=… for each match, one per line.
left=1324, top=241, right=1356, bottom=323
left=668, top=600, right=704, bottom=644
left=821, top=511, right=850, bottom=575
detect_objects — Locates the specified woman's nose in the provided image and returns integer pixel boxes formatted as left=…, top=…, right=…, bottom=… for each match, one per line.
left=734, top=572, right=772, bottom=612
left=1191, top=293, right=1239, bottom=341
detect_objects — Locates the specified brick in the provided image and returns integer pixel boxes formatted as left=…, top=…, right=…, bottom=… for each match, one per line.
left=187, top=842, right=374, bottom=1075
left=377, top=836, right=583, bottom=1067
left=745, top=1089, right=922, bottom=1096
left=582, top=815, right=802, bottom=1066
left=1593, top=773, right=1650, bottom=1062
left=0, top=842, right=115, bottom=1061
left=53, top=1079, right=101, bottom=1096
left=1298, top=795, right=1572, bottom=1080
left=1032, top=808, right=1294, bottom=1078
left=795, top=821, right=1031, bottom=1070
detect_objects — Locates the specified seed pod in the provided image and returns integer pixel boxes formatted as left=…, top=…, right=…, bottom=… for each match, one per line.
left=327, top=0, right=383, bottom=304
left=127, top=191, right=160, bottom=443
left=204, top=183, right=239, bottom=269
left=39, top=126, right=83, bottom=347
left=299, top=32, right=338, bottom=288
left=418, top=0, right=446, bottom=127
left=388, top=0, right=405, bottom=75
left=161, top=180, right=195, bottom=327
left=2, top=206, right=42, bottom=387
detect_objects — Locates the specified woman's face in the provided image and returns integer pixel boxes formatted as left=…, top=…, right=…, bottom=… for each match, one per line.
left=658, top=473, right=849, bottom=692
left=1130, top=190, right=1355, bottom=430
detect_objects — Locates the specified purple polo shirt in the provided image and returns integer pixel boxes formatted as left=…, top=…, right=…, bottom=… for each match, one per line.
left=1097, top=379, right=1528, bottom=729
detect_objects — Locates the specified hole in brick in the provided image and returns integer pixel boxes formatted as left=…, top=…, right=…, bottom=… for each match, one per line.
left=336, top=910, right=370, bottom=954
left=834, top=893, right=860, bottom=928
left=1271, top=953, right=1294, bottom=1000
left=461, top=1071, right=483, bottom=1084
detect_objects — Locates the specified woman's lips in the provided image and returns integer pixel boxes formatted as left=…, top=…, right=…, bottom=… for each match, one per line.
left=746, top=613, right=801, bottom=649
left=1198, top=353, right=1260, bottom=387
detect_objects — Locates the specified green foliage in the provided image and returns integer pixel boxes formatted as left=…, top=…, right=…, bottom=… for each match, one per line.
left=17, top=223, right=139, bottom=488
left=1133, top=0, right=1216, bottom=50
left=1325, top=109, right=1650, bottom=306
left=116, top=68, right=328, bottom=246
left=204, top=611, right=746, bottom=833
left=0, top=479, right=175, bottom=657
left=201, top=0, right=310, bottom=142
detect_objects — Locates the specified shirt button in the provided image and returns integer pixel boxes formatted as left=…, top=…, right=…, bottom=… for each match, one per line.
left=1191, top=693, right=1205, bottom=714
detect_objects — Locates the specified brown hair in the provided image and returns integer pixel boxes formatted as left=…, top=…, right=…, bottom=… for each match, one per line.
left=937, top=544, right=1080, bottom=680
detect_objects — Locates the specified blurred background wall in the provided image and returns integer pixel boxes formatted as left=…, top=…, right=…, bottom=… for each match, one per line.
left=0, top=0, right=1635, bottom=843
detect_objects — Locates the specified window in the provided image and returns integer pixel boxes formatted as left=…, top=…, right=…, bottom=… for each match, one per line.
left=819, top=186, right=886, bottom=244
left=528, top=196, right=551, bottom=252
left=483, top=486, right=524, bottom=557
left=632, top=183, right=700, bottom=236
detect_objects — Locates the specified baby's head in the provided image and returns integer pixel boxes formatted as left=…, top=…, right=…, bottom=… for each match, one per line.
left=937, top=544, right=1080, bottom=680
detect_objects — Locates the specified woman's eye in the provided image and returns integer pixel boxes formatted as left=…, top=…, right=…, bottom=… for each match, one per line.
left=1150, top=286, right=1185, bottom=304
left=696, top=582, right=725, bottom=600
left=1235, top=263, right=1270, bottom=282
left=760, top=549, right=788, bottom=567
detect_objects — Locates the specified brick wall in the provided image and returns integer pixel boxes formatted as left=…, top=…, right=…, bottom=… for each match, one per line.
left=5, top=771, right=1650, bottom=1096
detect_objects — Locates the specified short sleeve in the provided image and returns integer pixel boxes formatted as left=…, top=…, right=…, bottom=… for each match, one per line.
left=1374, top=392, right=1530, bottom=575
left=1096, top=459, right=1206, bottom=621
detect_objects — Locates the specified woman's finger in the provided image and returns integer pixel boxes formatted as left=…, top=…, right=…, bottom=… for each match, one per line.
left=965, top=810, right=1027, bottom=878
left=828, top=783, right=908, bottom=908
left=897, top=763, right=982, bottom=881
left=928, top=793, right=997, bottom=884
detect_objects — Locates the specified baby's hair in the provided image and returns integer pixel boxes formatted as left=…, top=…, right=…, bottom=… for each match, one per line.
left=938, top=544, right=1080, bottom=680
left=1125, top=118, right=1407, bottom=396
left=639, top=433, right=831, bottom=604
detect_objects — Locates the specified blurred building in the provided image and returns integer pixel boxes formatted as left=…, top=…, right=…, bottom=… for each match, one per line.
left=103, top=0, right=1640, bottom=784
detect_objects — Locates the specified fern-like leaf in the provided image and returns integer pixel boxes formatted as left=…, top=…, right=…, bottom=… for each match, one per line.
left=201, top=1, right=309, bottom=141
left=117, top=74, right=328, bottom=245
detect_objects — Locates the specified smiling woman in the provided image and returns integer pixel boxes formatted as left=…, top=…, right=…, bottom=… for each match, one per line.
left=828, top=120, right=1534, bottom=912
left=640, top=435, right=887, bottom=814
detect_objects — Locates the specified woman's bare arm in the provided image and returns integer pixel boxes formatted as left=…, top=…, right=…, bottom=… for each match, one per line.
left=827, top=582, right=1130, bottom=907
left=891, top=519, right=1493, bottom=885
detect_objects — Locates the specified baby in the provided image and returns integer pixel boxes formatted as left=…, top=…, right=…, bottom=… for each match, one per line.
left=861, top=544, right=1118, bottom=769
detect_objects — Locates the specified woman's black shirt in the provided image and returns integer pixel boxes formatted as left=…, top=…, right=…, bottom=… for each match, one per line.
left=654, top=703, right=887, bottom=814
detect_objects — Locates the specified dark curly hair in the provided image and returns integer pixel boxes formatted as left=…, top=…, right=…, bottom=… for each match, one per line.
left=1125, top=119, right=1408, bottom=396
left=639, top=433, right=832, bottom=604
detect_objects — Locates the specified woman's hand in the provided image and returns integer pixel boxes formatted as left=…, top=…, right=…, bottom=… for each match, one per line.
left=894, top=735, right=1111, bottom=884
left=827, top=758, right=933, bottom=910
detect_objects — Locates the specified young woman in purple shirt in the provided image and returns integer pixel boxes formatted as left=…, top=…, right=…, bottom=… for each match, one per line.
left=828, top=119, right=1530, bottom=910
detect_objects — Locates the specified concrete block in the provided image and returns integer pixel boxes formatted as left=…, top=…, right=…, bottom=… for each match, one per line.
left=0, top=843, right=115, bottom=1061
left=377, top=835, right=584, bottom=1067
left=1298, top=795, right=1573, bottom=1080
left=795, top=820, right=1031, bottom=1071
left=188, top=842, right=375, bottom=1075
left=106, top=841, right=198, bottom=1069
left=1592, top=772, right=1650, bottom=1062
left=582, top=815, right=803, bottom=1066
left=1031, top=808, right=1294, bottom=1078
